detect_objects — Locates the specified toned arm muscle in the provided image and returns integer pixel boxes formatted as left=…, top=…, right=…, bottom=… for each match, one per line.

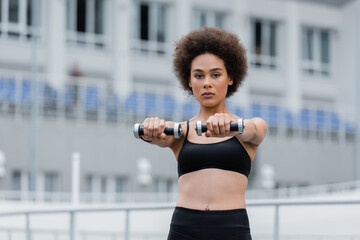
left=236, top=117, right=267, bottom=146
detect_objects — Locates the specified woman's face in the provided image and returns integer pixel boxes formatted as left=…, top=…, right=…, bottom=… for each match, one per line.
left=189, top=53, right=233, bottom=107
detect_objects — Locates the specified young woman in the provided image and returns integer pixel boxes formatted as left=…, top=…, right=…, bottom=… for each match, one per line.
left=140, top=27, right=267, bottom=240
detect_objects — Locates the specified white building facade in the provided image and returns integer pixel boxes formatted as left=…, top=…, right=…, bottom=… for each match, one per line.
left=0, top=0, right=359, bottom=202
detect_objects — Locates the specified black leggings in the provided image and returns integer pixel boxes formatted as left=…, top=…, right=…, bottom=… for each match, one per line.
left=167, top=206, right=252, bottom=240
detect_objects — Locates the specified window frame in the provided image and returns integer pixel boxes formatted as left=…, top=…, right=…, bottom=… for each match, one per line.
left=0, top=0, right=42, bottom=41
left=302, top=26, right=332, bottom=77
left=44, top=171, right=60, bottom=193
left=66, top=0, right=109, bottom=49
left=115, top=176, right=129, bottom=193
left=249, top=18, right=280, bottom=70
left=192, top=8, right=229, bottom=30
left=12, top=170, right=22, bottom=191
left=154, top=177, right=176, bottom=193
left=131, top=0, right=172, bottom=56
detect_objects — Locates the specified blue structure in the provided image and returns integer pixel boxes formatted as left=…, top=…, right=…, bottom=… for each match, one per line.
left=85, top=87, right=99, bottom=111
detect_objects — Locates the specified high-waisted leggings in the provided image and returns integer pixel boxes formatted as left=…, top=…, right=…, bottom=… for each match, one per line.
left=167, top=206, right=252, bottom=240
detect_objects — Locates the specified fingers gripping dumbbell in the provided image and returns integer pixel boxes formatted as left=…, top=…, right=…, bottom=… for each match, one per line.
left=133, top=123, right=183, bottom=139
left=194, top=119, right=245, bottom=136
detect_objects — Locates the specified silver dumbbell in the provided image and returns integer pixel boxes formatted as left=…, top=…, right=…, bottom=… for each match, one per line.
left=133, top=122, right=183, bottom=139
left=195, top=119, right=245, bottom=136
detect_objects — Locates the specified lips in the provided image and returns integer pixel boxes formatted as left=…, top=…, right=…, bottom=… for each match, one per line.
left=202, top=92, right=215, bottom=97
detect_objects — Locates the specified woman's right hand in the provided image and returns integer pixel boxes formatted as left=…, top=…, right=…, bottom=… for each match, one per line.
left=141, top=117, right=175, bottom=147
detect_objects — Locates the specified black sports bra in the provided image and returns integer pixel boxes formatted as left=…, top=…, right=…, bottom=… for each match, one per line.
left=177, top=120, right=251, bottom=178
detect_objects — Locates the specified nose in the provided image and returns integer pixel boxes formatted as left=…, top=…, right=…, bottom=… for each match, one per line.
left=203, top=76, right=212, bottom=88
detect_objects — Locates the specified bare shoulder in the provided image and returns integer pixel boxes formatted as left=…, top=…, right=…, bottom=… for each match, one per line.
left=252, top=117, right=267, bottom=139
left=231, top=114, right=267, bottom=146
left=234, top=117, right=267, bottom=162
left=252, top=117, right=267, bottom=131
left=245, top=117, right=267, bottom=146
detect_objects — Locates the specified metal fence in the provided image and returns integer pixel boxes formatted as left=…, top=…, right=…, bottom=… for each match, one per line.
left=2, top=180, right=360, bottom=204
left=1, top=198, right=360, bottom=240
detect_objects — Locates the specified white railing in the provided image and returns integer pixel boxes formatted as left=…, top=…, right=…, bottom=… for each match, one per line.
left=0, top=191, right=178, bottom=203
left=2, top=180, right=360, bottom=203
left=250, top=54, right=280, bottom=69
left=131, top=39, right=172, bottom=57
left=246, top=180, right=360, bottom=199
left=1, top=198, right=360, bottom=240
left=302, top=60, right=330, bottom=76
left=66, top=31, right=110, bottom=49
left=0, top=21, right=42, bottom=42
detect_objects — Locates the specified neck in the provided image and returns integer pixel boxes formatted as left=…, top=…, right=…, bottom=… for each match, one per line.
left=193, top=102, right=230, bottom=122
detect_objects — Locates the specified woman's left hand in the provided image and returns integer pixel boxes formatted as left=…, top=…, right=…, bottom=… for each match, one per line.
left=205, top=113, right=238, bottom=138
left=205, top=114, right=268, bottom=145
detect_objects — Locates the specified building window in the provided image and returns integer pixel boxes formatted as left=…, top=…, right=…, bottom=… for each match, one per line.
left=100, top=176, right=107, bottom=193
left=0, top=1, right=3, bottom=25
left=9, top=0, right=19, bottom=23
left=12, top=170, right=21, bottom=191
left=44, top=172, right=59, bottom=192
left=0, top=0, right=41, bottom=40
left=132, top=1, right=170, bottom=56
left=193, top=9, right=227, bottom=30
left=154, top=178, right=175, bottom=192
left=250, top=19, right=279, bottom=69
left=115, top=176, right=128, bottom=202
left=66, top=0, right=108, bottom=48
left=43, top=172, right=59, bottom=201
left=28, top=172, right=34, bottom=191
left=302, top=27, right=331, bottom=76
left=85, top=175, right=93, bottom=192
left=116, top=177, right=129, bottom=193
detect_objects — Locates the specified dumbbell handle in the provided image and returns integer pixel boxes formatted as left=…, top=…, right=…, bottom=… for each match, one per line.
left=195, top=119, right=245, bottom=136
left=133, top=123, right=182, bottom=139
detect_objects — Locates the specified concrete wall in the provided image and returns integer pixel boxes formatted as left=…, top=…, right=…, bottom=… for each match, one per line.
left=0, top=117, right=176, bottom=192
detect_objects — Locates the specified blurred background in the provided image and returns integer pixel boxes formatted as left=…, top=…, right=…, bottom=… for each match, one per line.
left=0, top=0, right=359, bottom=239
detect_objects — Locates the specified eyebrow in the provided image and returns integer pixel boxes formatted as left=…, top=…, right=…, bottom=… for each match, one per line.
left=192, top=68, right=224, bottom=72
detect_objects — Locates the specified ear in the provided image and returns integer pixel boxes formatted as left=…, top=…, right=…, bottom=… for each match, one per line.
left=188, top=79, right=192, bottom=88
left=228, top=78, right=233, bottom=86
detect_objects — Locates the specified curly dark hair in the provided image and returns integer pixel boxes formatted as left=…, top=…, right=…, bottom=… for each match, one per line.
left=173, top=27, right=248, bottom=98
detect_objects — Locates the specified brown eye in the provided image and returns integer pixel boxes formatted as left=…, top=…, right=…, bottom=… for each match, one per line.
left=212, top=73, right=220, bottom=78
left=195, top=74, right=203, bottom=79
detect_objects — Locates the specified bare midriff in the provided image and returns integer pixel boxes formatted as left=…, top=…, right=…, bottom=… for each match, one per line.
left=176, top=168, right=248, bottom=210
